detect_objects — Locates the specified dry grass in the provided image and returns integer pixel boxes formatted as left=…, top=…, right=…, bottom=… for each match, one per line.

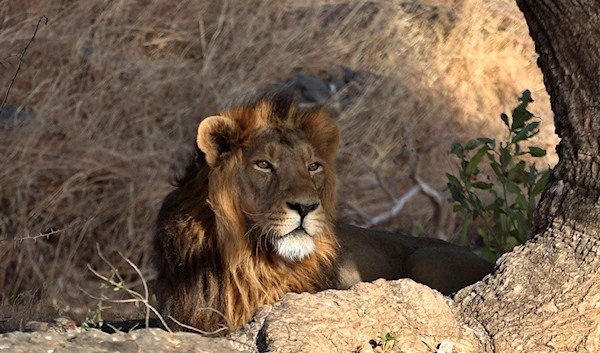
left=0, top=0, right=553, bottom=331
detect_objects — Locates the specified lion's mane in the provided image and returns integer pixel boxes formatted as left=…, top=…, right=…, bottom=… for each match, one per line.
left=153, top=93, right=340, bottom=333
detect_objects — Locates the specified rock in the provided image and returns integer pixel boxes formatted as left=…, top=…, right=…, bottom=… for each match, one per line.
left=256, top=279, right=482, bottom=353
left=2, top=280, right=484, bottom=352
left=290, top=73, right=332, bottom=104
left=228, top=304, right=272, bottom=352
left=24, top=317, right=80, bottom=333
left=0, top=328, right=250, bottom=353
left=267, top=66, right=379, bottom=113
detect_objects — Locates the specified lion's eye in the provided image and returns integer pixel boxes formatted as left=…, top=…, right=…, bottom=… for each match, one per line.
left=255, top=160, right=273, bottom=170
left=308, top=162, right=321, bottom=172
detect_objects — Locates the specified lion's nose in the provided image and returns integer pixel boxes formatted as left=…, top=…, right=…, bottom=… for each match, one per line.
left=287, top=202, right=320, bottom=218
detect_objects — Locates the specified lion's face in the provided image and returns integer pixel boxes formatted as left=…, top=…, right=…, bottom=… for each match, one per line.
left=237, top=131, right=332, bottom=261
left=196, top=97, right=339, bottom=262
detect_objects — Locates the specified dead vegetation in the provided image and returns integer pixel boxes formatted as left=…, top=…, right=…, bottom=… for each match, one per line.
left=0, top=0, right=553, bottom=331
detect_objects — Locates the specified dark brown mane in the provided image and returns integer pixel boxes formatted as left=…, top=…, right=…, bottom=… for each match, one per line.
left=172, top=145, right=205, bottom=187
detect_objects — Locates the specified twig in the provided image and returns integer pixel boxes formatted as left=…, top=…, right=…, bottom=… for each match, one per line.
left=85, top=244, right=173, bottom=333
left=168, top=314, right=229, bottom=336
left=0, top=15, right=48, bottom=117
left=1, top=227, right=68, bottom=244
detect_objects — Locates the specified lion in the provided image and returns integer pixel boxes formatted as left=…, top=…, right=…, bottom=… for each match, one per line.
left=153, top=92, right=494, bottom=334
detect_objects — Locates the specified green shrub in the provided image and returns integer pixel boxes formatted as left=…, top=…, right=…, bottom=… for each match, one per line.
left=446, top=90, right=550, bottom=261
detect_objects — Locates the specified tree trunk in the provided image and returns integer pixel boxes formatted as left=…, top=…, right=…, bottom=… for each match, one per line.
left=454, top=1, right=600, bottom=352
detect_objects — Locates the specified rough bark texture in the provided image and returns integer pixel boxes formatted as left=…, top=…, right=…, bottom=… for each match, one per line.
left=454, top=1, right=600, bottom=352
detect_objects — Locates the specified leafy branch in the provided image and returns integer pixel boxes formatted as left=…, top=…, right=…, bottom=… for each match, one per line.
left=446, top=90, right=549, bottom=260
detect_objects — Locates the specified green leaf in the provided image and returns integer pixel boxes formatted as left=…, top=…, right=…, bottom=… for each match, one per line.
left=446, top=173, right=462, bottom=188
left=490, top=162, right=503, bottom=179
left=500, top=146, right=512, bottom=167
left=512, top=121, right=540, bottom=144
left=485, top=199, right=504, bottom=212
left=500, top=113, right=509, bottom=128
left=506, top=181, right=522, bottom=194
left=514, top=170, right=530, bottom=184
left=516, top=193, right=528, bottom=210
left=531, top=172, right=550, bottom=196
left=528, top=146, right=546, bottom=157
left=519, top=89, right=533, bottom=104
left=477, top=137, right=496, bottom=149
left=472, top=195, right=484, bottom=215
left=465, top=145, right=489, bottom=176
left=511, top=90, right=534, bottom=131
left=507, top=160, right=526, bottom=182
left=450, top=141, right=464, bottom=159
left=448, top=184, right=466, bottom=204
left=511, top=90, right=533, bottom=133
left=472, top=181, right=494, bottom=189
left=512, top=108, right=534, bottom=131
left=453, top=204, right=465, bottom=212
left=511, top=108, right=531, bottom=131
left=460, top=215, right=471, bottom=246
left=527, top=164, right=539, bottom=185
left=465, top=139, right=482, bottom=150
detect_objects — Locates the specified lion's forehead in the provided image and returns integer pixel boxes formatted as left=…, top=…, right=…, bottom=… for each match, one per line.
left=245, top=130, right=314, bottom=161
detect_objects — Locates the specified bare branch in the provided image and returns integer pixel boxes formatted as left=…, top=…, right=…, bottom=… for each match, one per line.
left=357, top=151, right=396, bottom=202
left=0, top=15, right=48, bottom=117
left=346, top=117, right=451, bottom=239
left=365, top=185, right=420, bottom=227
left=85, top=246, right=174, bottom=333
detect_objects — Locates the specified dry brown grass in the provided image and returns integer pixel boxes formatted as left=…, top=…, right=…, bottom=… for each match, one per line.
left=0, top=0, right=553, bottom=331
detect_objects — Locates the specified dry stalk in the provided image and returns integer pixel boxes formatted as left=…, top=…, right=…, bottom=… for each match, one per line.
left=84, top=243, right=172, bottom=333
left=168, top=314, right=228, bottom=335
left=85, top=244, right=230, bottom=335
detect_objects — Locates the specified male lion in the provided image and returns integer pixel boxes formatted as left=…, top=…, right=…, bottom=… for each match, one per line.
left=153, top=92, right=493, bottom=333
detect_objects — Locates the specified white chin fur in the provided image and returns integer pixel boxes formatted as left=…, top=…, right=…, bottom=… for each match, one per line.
left=274, top=232, right=315, bottom=262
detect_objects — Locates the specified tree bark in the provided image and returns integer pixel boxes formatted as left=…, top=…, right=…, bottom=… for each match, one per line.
left=454, top=1, right=600, bottom=352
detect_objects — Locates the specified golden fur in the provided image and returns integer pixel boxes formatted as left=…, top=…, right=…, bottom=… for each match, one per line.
left=153, top=92, right=494, bottom=334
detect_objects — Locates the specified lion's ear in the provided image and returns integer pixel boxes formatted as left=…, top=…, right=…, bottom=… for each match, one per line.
left=197, top=115, right=239, bottom=167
